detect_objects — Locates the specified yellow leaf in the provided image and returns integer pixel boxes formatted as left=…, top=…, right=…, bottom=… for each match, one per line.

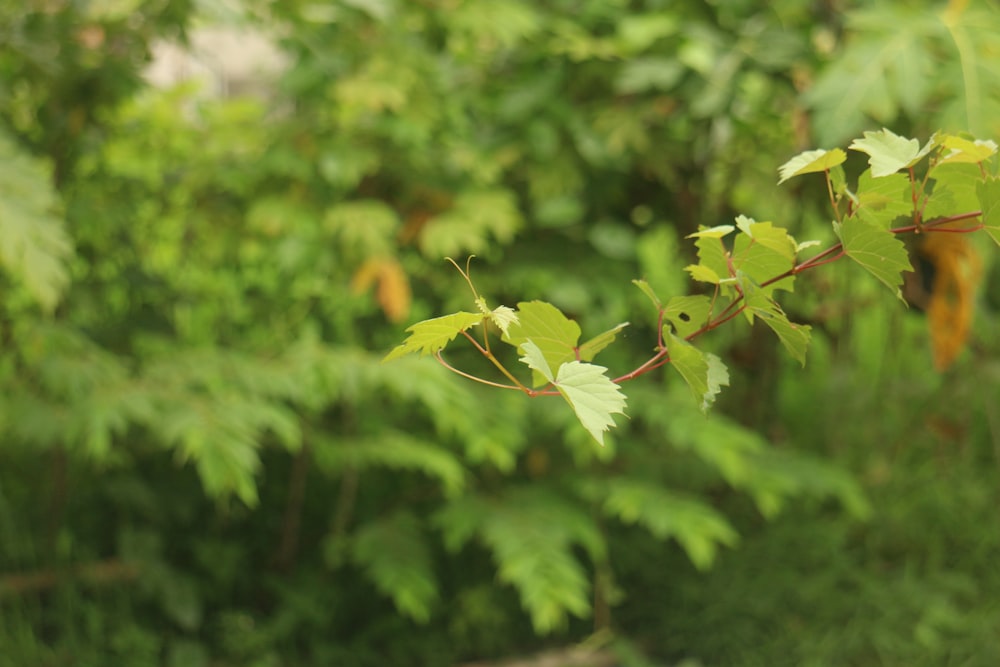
left=921, top=231, right=982, bottom=370
left=351, top=258, right=412, bottom=323
left=376, top=257, right=411, bottom=323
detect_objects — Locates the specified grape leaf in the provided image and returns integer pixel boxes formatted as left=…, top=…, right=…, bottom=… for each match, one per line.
left=939, top=134, right=998, bottom=165
left=632, top=278, right=662, bottom=309
left=731, top=218, right=797, bottom=294
left=383, top=311, right=483, bottom=362
left=977, top=176, right=1000, bottom=246
left=776, top=148, right=847, bottom=184
left=849, top=128, right=936, bottom=177
left=741, top=281, right=812, bottom=365
left=476, top=296, right=519, bottom=336
left=834, top=217, right=913, bottom=299
left=666, top=333, right=729, bottom=411
left=685, top=226, right=732, bottom=286
left=854, top=170, right=911, bottom=228
left=518, top=341, right=627, bottom=445
left=663, top=295, right=712, bottom=338
left=503, top=301, right=581, bottom=386
left=579, top=322, right=629, bottom=361
left=924, top=163, right=981, bottom=221
left=687, top=225, right=735, bottom=238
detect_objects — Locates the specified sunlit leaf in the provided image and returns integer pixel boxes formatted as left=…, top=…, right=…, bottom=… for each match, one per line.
left=938, top=134, right=998, bottom=165
left=849, top=128, right=936, bottom=177
left=776, top=148, right=847, bottom=184
left=519, top=341, right=627, bottom=445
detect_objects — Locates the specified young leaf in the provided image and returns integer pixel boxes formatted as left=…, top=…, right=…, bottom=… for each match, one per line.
left=849, top=128, right=936, bottom=177
left=666, top=333, right=729, bottom=411
left=977, top=175, right=1000, bottom=246
left=383, top=311, right=483, bottom=362
left=663, top=295, right=712, bottom=338
left=579, top=322, right=629, bottom=361
left=503, top=301, right=581, bottom=385
left=476, top=296, right=519, bottom=336
left=834, top=217, right=913, bottom=299
left=776, top=148, right=847, bottom=184
left=519, top=341, right=627, bottom=445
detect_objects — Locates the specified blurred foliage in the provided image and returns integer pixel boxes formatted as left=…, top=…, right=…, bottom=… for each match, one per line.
left=1, top=0, right=999, bottom=665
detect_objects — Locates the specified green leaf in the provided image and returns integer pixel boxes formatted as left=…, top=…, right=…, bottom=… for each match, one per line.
left=742, top=281, right=812, bottom=365
left=519, top=341, right=627, bottom=445
left=579, top=322, right=629, bottom=361
left=632, top=278, right=662, bottom=309
left=849, top=128, right=936, bottom=177
left=419, top=189, right=523, bottom=258
left=663, top=295, right=712, bottom=338
left=685, top=226, right=733, bottom=286
left=313, top=432, right=466, bottom=497
left=518, top=339, right=554, bottom=382
left=924, top=163, right=982, bottom=221
left=503, top=301, right=581, bottom=385
left=350, top=511, right=438, bottom=623
left=854, top=170, right=911, bottom=228
left=0, top=130, right=73, bottom=311
left=834, top=217, right=913, bottom=299
left=687, top=224, right=735, bottom=238
left=730, top=218, right=797, bottom=294
left=433, top=487, right=604, bottom=634
left=977, top=176, right=1000, bottom=246
left=596, top=480, right=738, bottom=570
left=776, top=148, right=847, bottom=184
left=383, top=311, right=483, bottom=362
left=325, top=199, right=400, bottom=258
left=666, top=333, right=729, bottom=411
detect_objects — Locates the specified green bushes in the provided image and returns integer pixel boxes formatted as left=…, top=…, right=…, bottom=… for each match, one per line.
left=2, top=1, right=1000, bottom=665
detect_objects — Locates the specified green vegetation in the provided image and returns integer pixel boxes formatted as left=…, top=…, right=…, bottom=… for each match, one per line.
left=2, top=1, right=1000, bottom=666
